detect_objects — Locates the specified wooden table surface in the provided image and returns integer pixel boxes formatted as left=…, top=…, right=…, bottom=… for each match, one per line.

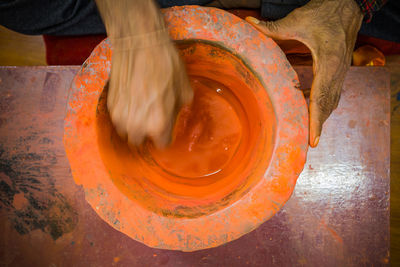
left=0, top=66, right=390, bottom=266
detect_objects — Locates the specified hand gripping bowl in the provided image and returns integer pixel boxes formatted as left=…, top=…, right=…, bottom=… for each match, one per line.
left=64, top=6, right=308, bottom=251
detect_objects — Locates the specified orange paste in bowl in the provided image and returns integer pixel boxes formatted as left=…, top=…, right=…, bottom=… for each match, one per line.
left=150, top=77, right=244, bottom=179
left=96, top=41, right=276, bottom=218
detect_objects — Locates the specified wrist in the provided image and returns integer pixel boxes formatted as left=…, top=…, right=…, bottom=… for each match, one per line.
left=110, top=30, right=171, bottom=51
left=349, top=0, right=365, bottom=19
left=340, top=0, right=364, bottom=26
left=95, top=0, right=165, bottom=38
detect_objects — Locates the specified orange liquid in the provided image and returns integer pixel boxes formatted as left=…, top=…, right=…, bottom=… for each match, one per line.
left=149, top=77, right=246, bottom=179
left=95, top=41, right=276, bottom=218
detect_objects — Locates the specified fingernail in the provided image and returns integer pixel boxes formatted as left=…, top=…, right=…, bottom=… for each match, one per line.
left=246, top=16, right=260, bottom=25
left=313, top=136, right=320, bottom=147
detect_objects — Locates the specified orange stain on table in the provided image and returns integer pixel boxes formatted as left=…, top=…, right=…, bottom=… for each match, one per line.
left=13, top=192, right=28, bottom=210
left=327, top=226, right=344, bottom=245
left=320, top=219, right=344, bottom=244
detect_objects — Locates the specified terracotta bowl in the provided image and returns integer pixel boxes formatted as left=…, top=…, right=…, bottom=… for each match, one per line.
left=64, top=6, right=308, bottom=251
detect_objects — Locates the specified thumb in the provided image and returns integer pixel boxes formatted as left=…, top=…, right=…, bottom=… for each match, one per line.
left=309, top=100, right=323, bottom=148
left=245, top=16, right=298, bottom=41
left=308, top=62, right=342, bottom=148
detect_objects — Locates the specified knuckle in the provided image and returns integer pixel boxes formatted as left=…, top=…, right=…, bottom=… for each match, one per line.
left=313, top=85, right=340, bottom=122
left=265, top=21, right=280, bottom=33
left=147, top=111, right=168, bottom=137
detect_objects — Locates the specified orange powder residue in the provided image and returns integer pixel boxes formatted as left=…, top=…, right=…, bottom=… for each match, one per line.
left=64, top=6, right=309, bottom=251
left=95, top=41, right=276, bottom=218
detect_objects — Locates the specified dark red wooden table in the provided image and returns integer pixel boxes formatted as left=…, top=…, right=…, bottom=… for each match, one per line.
left=0, top=66, right=390, bottom=266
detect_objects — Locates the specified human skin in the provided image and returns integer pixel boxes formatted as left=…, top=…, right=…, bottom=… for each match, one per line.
left=246, top=0, right=364, bottom=147
left=96, top=0, right=363, bottom=148
left=95, top=0, right=193, bottom=148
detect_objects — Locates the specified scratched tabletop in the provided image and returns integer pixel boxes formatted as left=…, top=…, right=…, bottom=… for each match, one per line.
left=0, top=66, right=390, bottom=266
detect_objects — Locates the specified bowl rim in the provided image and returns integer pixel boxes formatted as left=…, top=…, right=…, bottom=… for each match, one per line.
left=64, top=5, right=308, bottom=251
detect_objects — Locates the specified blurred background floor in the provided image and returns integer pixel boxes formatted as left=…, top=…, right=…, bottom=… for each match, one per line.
left=0, top=24, right=399, bottom=264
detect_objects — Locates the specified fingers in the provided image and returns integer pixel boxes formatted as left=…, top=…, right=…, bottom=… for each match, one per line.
left=121, top=84, right=182, bottom=149
left=123, top=105, right=171, bottom=149
left=309, top=56, right=345, bottom=147
left=148, top=84, right=193, bottom=149
left=309, top=88, right=335, bottom=148
left=107, top=39, right=191, bottom=149
left=175, top=69, right=194, bottom=107
left=149, top=119, right=173, bottom=149
left=245, top=0, right=361, bottom=148
left=179, top=82, right=194, bottom=107
left=245, top=15, right=299, bottom=41
left=145, top=99, right=173, bottom=149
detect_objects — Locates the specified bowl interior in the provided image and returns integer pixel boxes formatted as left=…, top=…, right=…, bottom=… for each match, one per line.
left=95, top=41, right=276, bottom=218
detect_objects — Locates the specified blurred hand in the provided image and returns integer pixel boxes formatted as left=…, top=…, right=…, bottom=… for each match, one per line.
left=95, top=0, right=193, bottom=148
left=246, top=0, right=363, bottom=147
left=108, top=35, right=193, bottom=148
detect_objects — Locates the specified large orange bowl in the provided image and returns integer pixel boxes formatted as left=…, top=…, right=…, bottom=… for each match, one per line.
left=64, top=6, right=308, bottom=251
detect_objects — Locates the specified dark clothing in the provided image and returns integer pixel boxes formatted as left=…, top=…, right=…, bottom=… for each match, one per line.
left=0, top=0, right=214, bottom=36
left=259, top=0, right=399, bottom=42
left=259, top=0, right=387, bottom=21
left=0, top=0, right=399, bottom=42
left=355, top=0, right=388, bottom=22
